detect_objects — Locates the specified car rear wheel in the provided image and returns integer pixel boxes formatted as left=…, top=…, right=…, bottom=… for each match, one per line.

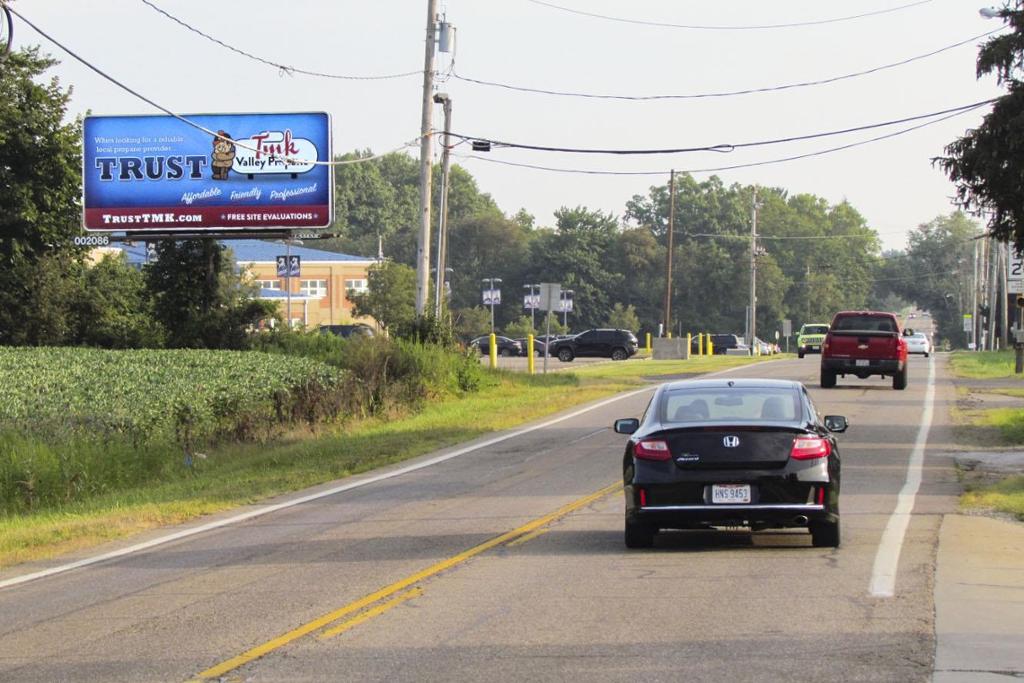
left=558, top=348, right=575, bottom=362
left=624, top=518, right=656, bottom=549
left=810, top=520, right=840, bottom=548
left=893, top=365, right=908, bottom=390
left=611, top=347, right=628, bottom=361
left=820, top=368, right=837, bottom=388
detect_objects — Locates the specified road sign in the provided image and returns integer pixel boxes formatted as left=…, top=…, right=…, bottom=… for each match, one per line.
left=538, top=283, right=561, bottom=311
left=276, top=254, right=300, bottom=277
left=1009, top=247, right=1024, bottom=294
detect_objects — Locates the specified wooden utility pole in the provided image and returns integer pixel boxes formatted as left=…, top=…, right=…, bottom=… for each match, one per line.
left=415, top=0, right=438, bottom=317
left=663, top=169, right=675, bottom=337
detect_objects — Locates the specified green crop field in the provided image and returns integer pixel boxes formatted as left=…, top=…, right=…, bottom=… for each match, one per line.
left=0, top=347, right=346, bottom=513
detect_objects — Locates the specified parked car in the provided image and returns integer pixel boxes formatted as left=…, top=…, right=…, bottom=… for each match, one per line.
left=549, top=329, right=639, bottom=362
left=752, top=337, right=774, bottom=356
left=468, top=335, right=522, bottom=357
left=318, top=324, right=375, bottom=339
left=691, top=333, right=747, bottom=355
left=515, top=337, right=549, bottom=356
left=614, top=378, right=846, bottom=548
left=796, top=324, right=830, bottom=358
left=820, top=311, right=908, bottom=390
left=904, top=331, right=931, bottom=357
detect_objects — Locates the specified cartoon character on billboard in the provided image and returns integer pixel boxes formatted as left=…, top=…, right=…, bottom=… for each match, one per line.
left=211, top=130, right=235, bottom=180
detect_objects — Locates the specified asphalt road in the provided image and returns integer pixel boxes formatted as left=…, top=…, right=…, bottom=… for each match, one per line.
left=0, top=351, right=959, bottom=682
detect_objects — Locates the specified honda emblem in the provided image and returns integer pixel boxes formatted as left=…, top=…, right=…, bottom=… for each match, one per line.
left=723, top=436, right=740, bottom=448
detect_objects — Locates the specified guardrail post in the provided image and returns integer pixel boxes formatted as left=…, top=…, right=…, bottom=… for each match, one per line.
left=489, top=332, right=497, bottom=369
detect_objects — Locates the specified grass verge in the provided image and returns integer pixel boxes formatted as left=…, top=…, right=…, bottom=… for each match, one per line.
left=0, top=354, right=775, bottom=569
left=962, top=475, right=1024, bottom=521
left=948, top=351, right=1024, bottom=519
left=949, top=350, right=1020, bottom=379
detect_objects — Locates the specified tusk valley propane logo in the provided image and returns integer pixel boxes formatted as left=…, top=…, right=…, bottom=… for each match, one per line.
left=83, top=112, right=332, bottom=231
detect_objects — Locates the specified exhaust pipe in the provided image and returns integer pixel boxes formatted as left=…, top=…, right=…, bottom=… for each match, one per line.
left=792, top=515, right=809, bottom=526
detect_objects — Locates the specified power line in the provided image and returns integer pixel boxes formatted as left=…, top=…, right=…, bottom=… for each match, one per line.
left=139, top=0, right=420, bottom=81
left=450, top=98, right=997, bottom=155
left=6, top=5, right=420, bottom=166
left=523, top=0, right=935, bottom=31
left=452, top=29, right=1003, bottom=101
left=452, top=99, right=993, bottom=173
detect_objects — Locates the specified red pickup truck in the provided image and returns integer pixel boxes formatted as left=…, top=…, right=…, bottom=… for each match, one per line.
left=820, top=311, right=908, bottom=390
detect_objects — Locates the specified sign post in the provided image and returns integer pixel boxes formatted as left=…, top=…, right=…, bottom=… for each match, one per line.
left=538, top=283, right=562, bottom=374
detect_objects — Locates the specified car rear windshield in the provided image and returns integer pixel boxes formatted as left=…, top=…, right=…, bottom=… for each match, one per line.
left=831, top=315, right=896, bottom=332
left=661, top=387, right=802, bottom=423
left=802, top=325, right=829, bottom=335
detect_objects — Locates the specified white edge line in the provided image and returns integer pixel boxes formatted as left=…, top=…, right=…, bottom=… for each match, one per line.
left=868, top=355, right=936, bottom=598
left=0, top=360, right=767, bottom=591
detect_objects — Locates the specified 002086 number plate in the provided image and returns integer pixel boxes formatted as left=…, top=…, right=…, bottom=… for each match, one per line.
left=711, top=484, right=751, bottom=504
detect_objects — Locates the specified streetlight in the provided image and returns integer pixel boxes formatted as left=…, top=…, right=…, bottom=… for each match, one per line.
left=433, top=92, right=453, bottom=319
left=560, top=289, right=574, bottom=328
left=523, top=283, right=540, bottom=331
left=482, top=277, right=502, bottom=333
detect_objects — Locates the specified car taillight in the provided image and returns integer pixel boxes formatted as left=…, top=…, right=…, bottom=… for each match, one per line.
left=635, top=439, right=671, bottom=461
left=790, top=436, right=831, bottom=460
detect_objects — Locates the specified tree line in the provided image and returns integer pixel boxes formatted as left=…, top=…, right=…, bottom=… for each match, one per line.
left=0, top=45, right=987, bottom=350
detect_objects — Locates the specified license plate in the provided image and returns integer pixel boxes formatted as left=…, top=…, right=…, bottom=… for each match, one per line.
left=855, top=359, right=869, bottom=367
left=711, top=484, right=751, bottom=504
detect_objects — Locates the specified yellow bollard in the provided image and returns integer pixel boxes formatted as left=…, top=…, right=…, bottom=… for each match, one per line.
left=489, top=332, right=497, bottom=369
left=645, top=332, right=652, bottom=353
left=686, top=333, right=692, bottom=358
left=527, top=333, right=535, bottom=374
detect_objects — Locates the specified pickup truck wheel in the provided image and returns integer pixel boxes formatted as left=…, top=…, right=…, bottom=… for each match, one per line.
left=893, top=365, right=908, bottom=390
left=625, top=518, right=656, bottom=549
left=558, top=348, right=575, bottom=362
left=810, top=520, right=840, bottom=548
left=820, top=369, right=837, bottom=388
left=611, top=347, right=628, bottom=361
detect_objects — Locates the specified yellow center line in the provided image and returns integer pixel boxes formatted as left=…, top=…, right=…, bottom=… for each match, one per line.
left=318, top=587, right=423, bottom=640
left=193, top=481, right=620, bottom=680
left=505, top=527, right=551, bottom=548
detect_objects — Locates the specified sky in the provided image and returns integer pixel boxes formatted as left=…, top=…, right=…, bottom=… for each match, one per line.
left=9, top=0, right=1006, bottom=251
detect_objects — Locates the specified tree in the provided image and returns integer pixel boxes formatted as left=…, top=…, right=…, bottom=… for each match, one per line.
left=938, top=3, right=1024, bottom=249
left=74, top=253, right=164, bottom=348
left=606, top=303, right=641, bottom=332
left=0, top=47, right=83, bottom=345
left=145, top=240, right=274, bottom=349
left=350, top=260, right=416, bottom=334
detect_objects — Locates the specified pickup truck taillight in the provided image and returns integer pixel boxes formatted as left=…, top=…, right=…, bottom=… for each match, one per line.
left=635, top=439, right=671, bottom=461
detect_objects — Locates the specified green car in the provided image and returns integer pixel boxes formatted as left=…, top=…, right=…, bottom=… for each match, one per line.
left=797, top=323, right=830, bottom=358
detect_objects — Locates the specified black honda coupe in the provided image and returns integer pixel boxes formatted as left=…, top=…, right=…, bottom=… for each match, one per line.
left=614, top=378, right=847, bottom=548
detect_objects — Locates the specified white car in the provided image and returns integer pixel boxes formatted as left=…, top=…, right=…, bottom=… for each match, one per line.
left=905, top=332, right=931, bottom=357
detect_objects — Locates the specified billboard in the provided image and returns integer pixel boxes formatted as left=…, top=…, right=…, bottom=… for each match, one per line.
left=83, top=112, right=332, bottom=231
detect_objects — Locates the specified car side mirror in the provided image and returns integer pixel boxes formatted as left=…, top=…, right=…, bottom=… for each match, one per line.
left=824, top=415, right=848, bottom=433
left=614, top=418, right=639, bottom=434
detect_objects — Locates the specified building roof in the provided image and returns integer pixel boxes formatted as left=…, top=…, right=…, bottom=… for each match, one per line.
left=113, top=239, right=374, bottom=268
left=225, top=240, right=375, bottom=264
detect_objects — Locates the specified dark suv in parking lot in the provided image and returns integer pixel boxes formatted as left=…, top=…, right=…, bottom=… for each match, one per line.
left=550, top=329, right=639, bottom=362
